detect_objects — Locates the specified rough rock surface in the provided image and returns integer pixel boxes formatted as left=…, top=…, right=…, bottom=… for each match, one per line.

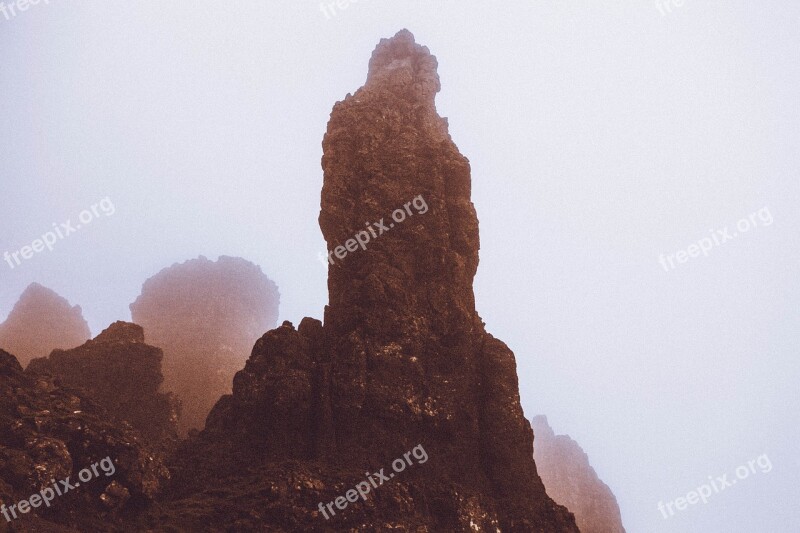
left=155, top=30, right=579, bottom=532
left=532, top=415, right=626, bottom=533
left=129, top=255, right=280, bottom=435
left=26, top=322, right=179, bottom=450
left=0, top=283, right=90, bottom=368
left=0, top=349, right=169, bottom=532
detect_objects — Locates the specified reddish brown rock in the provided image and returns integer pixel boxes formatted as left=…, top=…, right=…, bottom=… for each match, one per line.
left=26, top=321, right=179, bottom=450
left=0, top=349, right=169, bottom=531
left=532, top=415, right=627, bottom=533
left=157, top=30, right=579, bottom=532
left=0, top=283, right=90, bottom=368
left=129, top=255, right=280, bottom=435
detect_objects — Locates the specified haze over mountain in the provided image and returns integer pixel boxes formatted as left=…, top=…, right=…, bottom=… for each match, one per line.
left=130, top=256, right=280, bottom=434
left=0, top=283, right=90, bottom=367
left=1, top=2, right=797, bottom=531
left=532, top=415, right=626, bottom=533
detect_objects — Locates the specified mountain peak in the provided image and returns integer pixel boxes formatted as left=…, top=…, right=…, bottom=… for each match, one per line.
left=365, top=29, right=441, bottom=107
left=0, top=283, right=90, bottom=366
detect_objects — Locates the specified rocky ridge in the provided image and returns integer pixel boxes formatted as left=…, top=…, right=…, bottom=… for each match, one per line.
left=26, top=321, right=179, bottom=450
left=532, top=415, right=626, bottom=533
left=0, top=348, right=169, bottom=532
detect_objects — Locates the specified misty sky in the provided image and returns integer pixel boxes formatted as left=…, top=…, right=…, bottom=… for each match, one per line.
left=1, top=1, right=798, bottom=531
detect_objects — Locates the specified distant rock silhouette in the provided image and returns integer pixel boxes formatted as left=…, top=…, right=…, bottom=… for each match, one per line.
left=0, top=282, right=90, bottom=367
left=157, top=30, right=580, bottom=532
left=532, top=415, right=626, bottom=533
left=130, top=255, right=280, bottom=435
left=27, top=321, right=179, bottom=450
left=0, top=348, right=169, bottom=530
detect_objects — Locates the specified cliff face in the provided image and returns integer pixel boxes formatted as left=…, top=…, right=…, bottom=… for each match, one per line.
left=532, top=415, right=626, bottom=533
left=129, top=255, right=280, bottom=435
left=0, top=349, right=169, bottom=531
left=0, top=283, right=90, bottom=368
left=26, top=321, right=179, bottom=450
left=159, top=30, right=579, bottom=532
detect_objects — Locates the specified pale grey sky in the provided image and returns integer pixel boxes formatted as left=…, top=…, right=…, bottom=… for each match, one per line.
left=1, top=1, right=798, bottom=531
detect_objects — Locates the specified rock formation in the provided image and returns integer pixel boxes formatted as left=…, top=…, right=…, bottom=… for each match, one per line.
left=0, top=283, right=90, bottom=368
left=26, top=321, right=179, bottom=450
left=532, top=415, right=626, bottom=533
left=155, top=30, right=579, bottom=532
left=0, top=348, right=169, bottom=531
left=129, top=255, right=280, bottom=434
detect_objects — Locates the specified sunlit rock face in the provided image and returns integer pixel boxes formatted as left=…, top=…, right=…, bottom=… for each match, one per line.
left=129, top=255, right=280, bottom=435
left=532, top=415, right=627, bottom=533
left=0, top=282, right=90, bottom=368
left=158, top=30, right=579, bottom=532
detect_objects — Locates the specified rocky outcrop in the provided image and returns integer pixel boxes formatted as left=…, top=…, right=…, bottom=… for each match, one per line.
left=129, top=255, right=280, bottom=435
left=532, top=415, right=626, bottom=533
left=157, top=30, right=579, bottom=532
left=26, top=322, right=179, bottom=450
left=0, top=349, right=169, bottom=531
left=0, top=283, right=90, bottom=368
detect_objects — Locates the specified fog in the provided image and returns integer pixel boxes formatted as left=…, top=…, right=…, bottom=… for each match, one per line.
left=1, top=1, right=798, bottom=531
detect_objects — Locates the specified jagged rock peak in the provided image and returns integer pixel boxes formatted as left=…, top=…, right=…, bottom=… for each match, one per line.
left=159, top=31, right=579, bottom=532
left=26, top=321, right=179, bottom=448
left=365, top=29, right=441, bottom=107
left=532, top=415, right=627, bottom=533
left=0, top=348, right=22, bottom=373
left=14, top=282, right=81, bottom=312
left=90, top=320, right=145, bottom=345
left=321, top=30, right=475, bottom=338
left=0, top=282, right=90, bottom=367
left=534, top=414, right=557, bottom=438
